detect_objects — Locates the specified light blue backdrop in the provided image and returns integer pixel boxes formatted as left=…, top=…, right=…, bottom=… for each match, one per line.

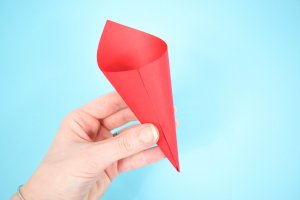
left=1, top=0, right=299, bottom=199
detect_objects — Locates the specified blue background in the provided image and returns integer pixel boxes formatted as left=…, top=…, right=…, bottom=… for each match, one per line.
left=1, top=0, right=300, bottom=199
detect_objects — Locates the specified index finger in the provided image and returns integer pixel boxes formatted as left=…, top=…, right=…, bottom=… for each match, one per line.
left=79, top=92, right=128, bottom=119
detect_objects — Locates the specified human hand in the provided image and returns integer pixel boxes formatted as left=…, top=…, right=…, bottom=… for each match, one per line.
left=12, top=92, right=166, bottom=200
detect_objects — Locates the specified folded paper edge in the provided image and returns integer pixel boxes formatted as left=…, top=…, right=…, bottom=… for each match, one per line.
left=136, top=68, right=180, bottom=172
left=97, top=19, right=169, bottom=73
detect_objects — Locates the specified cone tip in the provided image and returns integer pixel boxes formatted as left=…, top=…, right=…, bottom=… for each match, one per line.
left=172, top=160, right=180, bottom=172
left=169, top=150, right=180, bottom=172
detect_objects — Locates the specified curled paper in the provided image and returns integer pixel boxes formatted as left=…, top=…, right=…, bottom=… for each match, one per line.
left=97, top=20, right=179, bottom=171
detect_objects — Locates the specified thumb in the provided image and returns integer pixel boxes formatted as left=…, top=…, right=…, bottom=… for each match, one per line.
left=94, top=123, right=159, bottom=169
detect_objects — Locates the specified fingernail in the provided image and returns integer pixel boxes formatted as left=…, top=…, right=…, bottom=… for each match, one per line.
left=139, top=124, right=159, bottom=144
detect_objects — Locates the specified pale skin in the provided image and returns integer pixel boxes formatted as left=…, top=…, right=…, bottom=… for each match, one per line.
left=11, top=92, right=175, bottom=200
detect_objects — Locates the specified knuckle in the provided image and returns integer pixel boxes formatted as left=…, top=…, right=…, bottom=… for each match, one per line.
left=117, top=134, right=134, bottom=153
left=62, top=112, right=73, bottom=124
left=119, top=112, right=128, bottom=124
left=126, top=109, right=135, bottom=119
left=63, top=110, right=81, bottom=124
left=139, top=151, right=148, bottom=165
left=127, top=158, right=138, bottom=170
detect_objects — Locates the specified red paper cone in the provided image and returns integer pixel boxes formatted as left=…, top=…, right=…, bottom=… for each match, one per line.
left=97, top=20, right=180, bottom=171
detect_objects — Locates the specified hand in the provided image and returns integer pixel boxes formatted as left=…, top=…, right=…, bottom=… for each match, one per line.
left=12, top=92, right=165, bottom=200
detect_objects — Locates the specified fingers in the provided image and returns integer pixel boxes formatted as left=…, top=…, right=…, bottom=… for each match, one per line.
left=93, top=124, right=159, bottom=169
left=79, top=92, right=127, bottom=120
left=118, top=146, right=165, bottom=173
left=102, top=107, right=137, bottom=130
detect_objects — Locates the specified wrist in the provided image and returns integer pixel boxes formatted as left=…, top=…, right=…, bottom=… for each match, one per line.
left=10, top=193, right=20, bottom=200
left=17, top=167, right=52, bottom=200
left=10, top=184, right=38, bottom=200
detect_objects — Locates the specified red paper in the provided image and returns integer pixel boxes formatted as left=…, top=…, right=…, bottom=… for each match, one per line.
left=97, top=20, right=180, bottom=171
